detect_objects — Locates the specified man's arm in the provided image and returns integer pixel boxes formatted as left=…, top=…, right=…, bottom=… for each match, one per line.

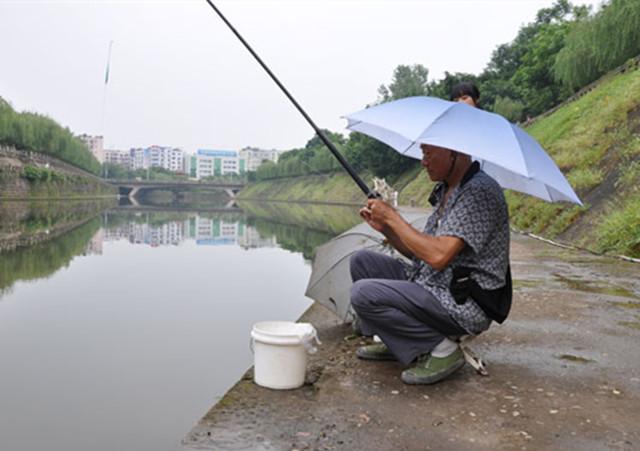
left=386, top=216, right=465, bottom=271
left=359, top=205, right=415, bottom=259
left=363, top=199, right=466, bottom=270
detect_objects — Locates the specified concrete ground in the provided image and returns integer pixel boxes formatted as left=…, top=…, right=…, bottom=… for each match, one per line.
left=181, top=233, right=640, bottom=451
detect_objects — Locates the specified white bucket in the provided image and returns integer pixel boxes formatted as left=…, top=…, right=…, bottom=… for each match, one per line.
left=250, top=321, right=320, bottom=390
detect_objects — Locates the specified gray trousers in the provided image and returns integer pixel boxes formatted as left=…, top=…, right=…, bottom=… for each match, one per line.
left=350, top=249, right=466, bottom=365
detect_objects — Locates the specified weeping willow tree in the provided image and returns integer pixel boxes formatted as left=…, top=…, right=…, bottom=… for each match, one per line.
left=554, top=0, right=640, bottom=90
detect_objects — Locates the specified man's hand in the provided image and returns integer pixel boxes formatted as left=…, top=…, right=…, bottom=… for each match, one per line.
left=359, top=205, right=385, bottom=232
left=360, top=199, right=399, bottom=233
left=358, top=199, right=466, bottom=269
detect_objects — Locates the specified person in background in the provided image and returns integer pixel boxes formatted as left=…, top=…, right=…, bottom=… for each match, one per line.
left=449, top=81, right=480, bottom=107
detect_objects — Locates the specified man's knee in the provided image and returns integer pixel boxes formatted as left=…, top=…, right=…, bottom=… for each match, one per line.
left=350, top=279, right=377, bottom=313
left=350, top=249, right=376, bottom=281
left=350, top=279, right=367, bottom=311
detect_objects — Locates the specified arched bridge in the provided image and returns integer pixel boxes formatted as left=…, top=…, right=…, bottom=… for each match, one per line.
left=106, top=179, right=245, bottom=205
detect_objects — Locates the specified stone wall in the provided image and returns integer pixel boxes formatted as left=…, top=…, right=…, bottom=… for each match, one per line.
left=0, top=145, right=116, bottom=198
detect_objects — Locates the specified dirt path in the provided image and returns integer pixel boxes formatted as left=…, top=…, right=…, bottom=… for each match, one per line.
left=181, top=233, right=640, bottom=451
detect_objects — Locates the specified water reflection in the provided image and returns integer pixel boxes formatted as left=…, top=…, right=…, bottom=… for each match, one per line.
left=102, top=212, right=277, bottom=250
left=0, top=200, right=115, bottom=295
left=0, top=200, right=362, bottom=451
left=0, top=201, right=362, bottom=298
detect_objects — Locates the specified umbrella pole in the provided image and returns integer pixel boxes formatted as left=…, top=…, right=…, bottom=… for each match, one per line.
left=203, top=0, right=378, bottom=198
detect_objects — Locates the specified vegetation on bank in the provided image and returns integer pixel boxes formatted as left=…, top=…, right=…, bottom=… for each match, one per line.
left=511, top=66, right=640, bottom=256
left=0, top=163, right=116, bottom=199
left=0, top=97, right=100, bottom=175
left=554, top=0, right=640, bottom=90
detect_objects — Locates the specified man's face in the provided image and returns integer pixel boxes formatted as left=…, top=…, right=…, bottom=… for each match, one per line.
left=421, top=144, right=454, bottom=181
left=454, top=94, right=477, bottom=107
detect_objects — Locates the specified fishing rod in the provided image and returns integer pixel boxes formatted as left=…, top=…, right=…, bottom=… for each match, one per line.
left=203, top=0, right=378, bottom=198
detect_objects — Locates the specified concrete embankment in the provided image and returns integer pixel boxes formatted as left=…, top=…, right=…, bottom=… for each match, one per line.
left=181, top=232, right=640, bottom=451
left=0, top=145, right=116, bottom=199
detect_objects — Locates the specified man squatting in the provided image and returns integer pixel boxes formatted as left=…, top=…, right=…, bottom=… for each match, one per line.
left=349, top=83, right=512, bottom=384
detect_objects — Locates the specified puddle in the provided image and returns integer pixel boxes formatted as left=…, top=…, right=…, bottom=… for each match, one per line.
left=552, top=273, right=640, bottom=300
left=556, top=354, right=595, bottom=364
left=618, top=321, right=640, bottom=330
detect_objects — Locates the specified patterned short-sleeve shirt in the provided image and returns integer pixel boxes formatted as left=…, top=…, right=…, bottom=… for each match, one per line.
left=406, top=167, right=510, bottom=334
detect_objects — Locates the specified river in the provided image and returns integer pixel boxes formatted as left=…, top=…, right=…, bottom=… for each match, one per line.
left=0, top=199, right=361, bottom=451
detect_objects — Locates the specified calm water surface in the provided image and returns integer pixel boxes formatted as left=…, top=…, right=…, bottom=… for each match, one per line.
left=0, top=201, right=360, bottom=451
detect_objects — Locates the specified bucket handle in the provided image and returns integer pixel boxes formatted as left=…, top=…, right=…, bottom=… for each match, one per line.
left=301, top=329, right=322, bottom=355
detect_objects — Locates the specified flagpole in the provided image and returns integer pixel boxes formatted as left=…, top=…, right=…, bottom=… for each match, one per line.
left=101, top=40, right=113, bottom=137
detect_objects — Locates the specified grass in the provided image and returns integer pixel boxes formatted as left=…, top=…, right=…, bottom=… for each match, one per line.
left=239, top=171, right=371, bottom=204
left=596, top=193, right=640, bottom=255
left=509, top=66, right=640, bottom=257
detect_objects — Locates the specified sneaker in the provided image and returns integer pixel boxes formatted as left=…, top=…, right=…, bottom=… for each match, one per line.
left=401, top=348, right=465, bottom=384
left=356, top=343, right=396, bottom=361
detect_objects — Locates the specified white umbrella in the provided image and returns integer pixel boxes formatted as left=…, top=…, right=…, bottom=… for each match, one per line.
left=344, top=96, right=582, bottom=205
left=305, top=212, right=428, bottom=321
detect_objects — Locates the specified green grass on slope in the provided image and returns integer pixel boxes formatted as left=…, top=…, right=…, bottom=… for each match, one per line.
left=510, top=65, right=640, bottom=257
left=238, top=172, right=373, bottom=205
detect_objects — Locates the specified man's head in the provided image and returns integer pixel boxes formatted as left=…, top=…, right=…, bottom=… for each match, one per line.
left=420, top=144, right=457, bottom=181
left=450, top=82, right=480, bottom=107
left=420, top=143, right=471, bottom=183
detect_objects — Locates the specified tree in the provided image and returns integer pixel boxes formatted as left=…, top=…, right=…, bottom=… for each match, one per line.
left=378, top=64, right=430, bottom=102
left=554, top=0, right=640, bottom=90
left=479, top=0, right=584, bottom=114
left=493, top=96, right=525, bottom=122
left=427, top=72, right=479, bottom=101
left=510, top=21, right=573, bottom=116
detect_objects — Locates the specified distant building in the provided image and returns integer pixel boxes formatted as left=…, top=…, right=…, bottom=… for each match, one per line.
left=184, top=154, right=198, bottom=178
left=104, top=149, right=131, bottom=167
left=78, top=134, right=105, bottom=163
left=147, top=145, right=184, bottom=173
left=238, top=147, right=279, bottom=172
left=127, top=146, right=184, bottom=172
left=196, top=149, right=245, bottom=179
left=129, top=148, right=150, bottom=170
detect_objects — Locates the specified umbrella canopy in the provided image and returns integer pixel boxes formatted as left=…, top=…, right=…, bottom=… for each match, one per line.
left=305, top=212, right=428, bottom=320
left=344, top=96, right=582, bottom=205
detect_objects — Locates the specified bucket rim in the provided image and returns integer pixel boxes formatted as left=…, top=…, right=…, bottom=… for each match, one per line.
left=252, top=320, right=314, bottom=338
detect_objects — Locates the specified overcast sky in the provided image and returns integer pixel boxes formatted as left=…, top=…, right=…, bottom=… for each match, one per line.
left=0, top=0, right=599, bottom=153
